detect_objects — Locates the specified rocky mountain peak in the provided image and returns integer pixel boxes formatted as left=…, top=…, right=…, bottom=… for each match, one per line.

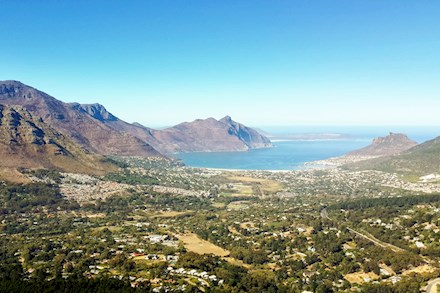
left=0, top=80, right=36, bottom=100
left=348, top=132, right=418, bottom=157
left=74, top=103, right=118, bottom=122
left=220, top=115, right=233, bottom=124
left=372, top=132, right=411, bottom=145
left=152, top=116, right=272, bottom=153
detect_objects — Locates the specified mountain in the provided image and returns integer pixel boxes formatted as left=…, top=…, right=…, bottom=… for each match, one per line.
left=219, top=116, right=272, bottom=149
left=0, top=81, right=161, bottom=157
left=346, top=135, right=440, bottom=176
left=347, top=132, right=417, bottom=157
left=150, top=116, right=272, bottom=153
left=0, top=104, right=116, bottom=175
left=0, top=81, right=271, bottom=158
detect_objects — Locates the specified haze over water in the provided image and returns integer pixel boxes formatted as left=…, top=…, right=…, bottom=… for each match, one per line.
left=177, top=126, right=440, bottom=170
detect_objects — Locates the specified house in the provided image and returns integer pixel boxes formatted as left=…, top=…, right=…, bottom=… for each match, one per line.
left=166, top=255, right=179, bottom=263
left=145, top=235, right=168, bottom=243
left=200, top=272, right=209, bottom=279
left=145, top=254, right=159, bottom=260
left=175, top=268, right=186, bottom=274
left=415, top=241, right=426, bottom=249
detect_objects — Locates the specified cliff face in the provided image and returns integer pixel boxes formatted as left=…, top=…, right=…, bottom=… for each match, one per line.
left=347, top=132, right=418, bottom=157
left=73, top=103, right=118, bottom=122
left=219, top=116, right=272, bottom=149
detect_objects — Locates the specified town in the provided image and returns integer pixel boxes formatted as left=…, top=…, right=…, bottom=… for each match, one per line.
left=1, top=157, right=439, bottom=292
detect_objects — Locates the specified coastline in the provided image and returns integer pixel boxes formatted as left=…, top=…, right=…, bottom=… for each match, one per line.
left=198, top=167, right=294, bottom=173
left=185, top=154, right=379, bottom=173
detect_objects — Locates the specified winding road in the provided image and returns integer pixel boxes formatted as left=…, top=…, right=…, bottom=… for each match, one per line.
left=321, top=208, right=437, bottom=292
left=345, top=227, right=404, bottom=253
left=321, top=208, right=404, bottom=253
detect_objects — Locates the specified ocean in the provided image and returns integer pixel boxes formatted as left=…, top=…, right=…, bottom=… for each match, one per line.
left=176, top=126, right=439, bottom=171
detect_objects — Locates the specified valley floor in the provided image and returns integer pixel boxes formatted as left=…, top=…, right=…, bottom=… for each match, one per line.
left=1, top=157, right=439, bottom=292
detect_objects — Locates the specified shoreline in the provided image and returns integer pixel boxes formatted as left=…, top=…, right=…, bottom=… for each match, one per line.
left=183, top=155, right=379, bottom=173
left=198, top=167, right=294, bottom=173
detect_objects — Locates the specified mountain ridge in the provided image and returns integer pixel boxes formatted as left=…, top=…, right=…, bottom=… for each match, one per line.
left=0, top=81, right=271, bottom=159
left=150, top=115, right=272, bottom=154
left=0, top=80, right=162, bottom=157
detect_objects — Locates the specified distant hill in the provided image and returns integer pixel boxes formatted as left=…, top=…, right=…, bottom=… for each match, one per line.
left=347, top=132, right=417, bottom=157
left=0, top=104, right=116, bottom=175
left=346, top=135, right=440, bottom=176
left=150, top=115, right=272, bottom=153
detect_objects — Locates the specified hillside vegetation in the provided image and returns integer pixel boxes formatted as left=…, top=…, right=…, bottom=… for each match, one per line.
left=345, top=137, right=440, bottom=176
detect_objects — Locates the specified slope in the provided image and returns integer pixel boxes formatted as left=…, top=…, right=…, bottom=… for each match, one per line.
left=346, top=136, right=440, bottom=176
left=0, top=104, right=117, bottom=175
left=0, top=81, right=161, bottom=157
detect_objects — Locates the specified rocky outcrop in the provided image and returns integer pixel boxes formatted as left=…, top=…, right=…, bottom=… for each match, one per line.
left=219, top=116, right=272, bottom=149
left=347, top=132, right=417, bottom=157
left=72, top=103, right=118, bottom=122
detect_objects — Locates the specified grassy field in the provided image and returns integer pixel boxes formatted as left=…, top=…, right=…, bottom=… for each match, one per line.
left=344, top=271, right=379, bottom=284
left=92, top=226, right=122, bottom=233
left=228, top=175, right=283, bottom=194
left=402, top=265, right=436, bottom=276
left=224, top=257, right=252, bottom=269
left=211, top=202, right=226, bottom=208
left=84, top=213, right=106, bottom=218
left=177, top=233, right=230, bottom=257
left=227, top=201, right=250, bottom=210
left=230, top=183, right=253, bottom=194
left=152, top=211, right=192, bottom=218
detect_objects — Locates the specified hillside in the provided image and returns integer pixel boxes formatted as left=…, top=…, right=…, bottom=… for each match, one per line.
left=0, top=104, right=117, bottom=176
left=346, top=136, right=440, bottom=176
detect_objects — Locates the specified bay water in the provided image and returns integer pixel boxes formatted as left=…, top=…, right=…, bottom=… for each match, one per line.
left=176, top=126, right=439, bottom=171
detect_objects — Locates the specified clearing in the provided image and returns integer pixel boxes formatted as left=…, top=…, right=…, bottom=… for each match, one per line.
left=176, top=233, right=229, bottom=257
left=403, top=265, right=436, bottom=276
left=228, top=175, right=283, bottom=194
left=344, top=272, right=379, bottom=284
left=227, top=201, right=250, bottom=210
left=152, top=211, right=192, bottom=218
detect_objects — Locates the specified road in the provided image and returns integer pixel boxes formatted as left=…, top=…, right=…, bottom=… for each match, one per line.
left=345, top=227, right=404, bottom=253
left=426, top=278, right=440, bottom=293
left=321, top=208, right=404, bottom=253
left=321, top=208, right=435, bottom=292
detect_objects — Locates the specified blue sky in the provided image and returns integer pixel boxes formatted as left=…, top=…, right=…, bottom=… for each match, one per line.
left=1, top=0, right=439, bottom=127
